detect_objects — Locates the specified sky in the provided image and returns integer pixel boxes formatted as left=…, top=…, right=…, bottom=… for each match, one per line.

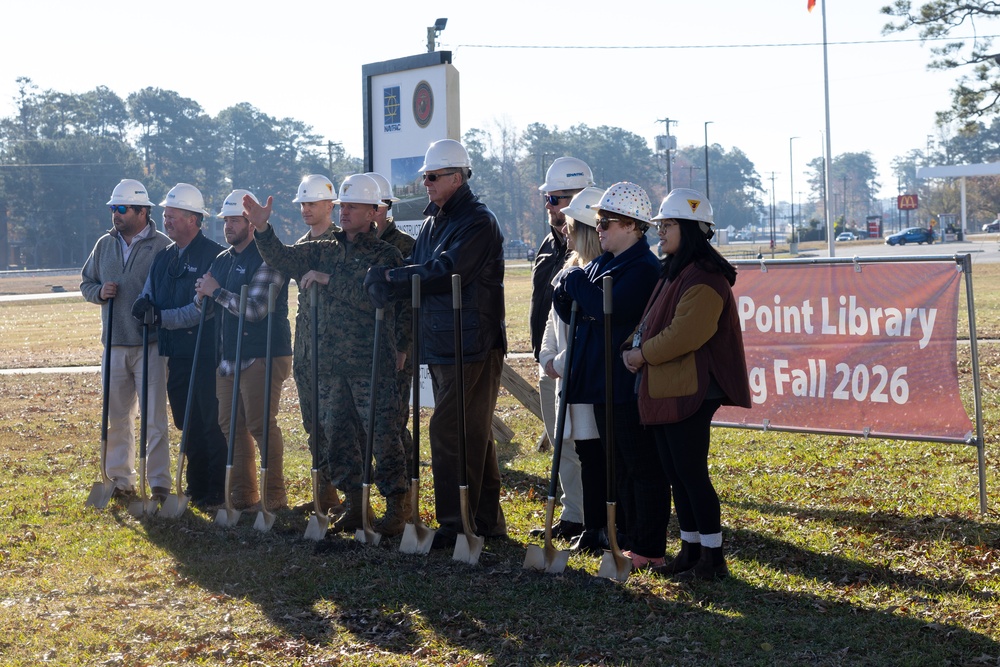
left=1, top=0, right=992, bottom=201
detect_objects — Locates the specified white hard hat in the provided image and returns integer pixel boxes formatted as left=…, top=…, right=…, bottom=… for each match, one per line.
left=560, top=186, right=605, bottom=229
left=364, top=171, right=399, bottom=203
left=418, top=139, right=471, bottom=173
left=292, top=174, right=335, bottom=203
left=333, top=174, right=383, bottom=206
left=159, top=183, right=208, bottom=216
left=653, top=188, right=715, bottom=235
left=595, top=182, right=652, bottom=224
left=217, top=189, right=260, bottom=218
left=107, top=179, right=154, bottom=207
left=539, top=157, right=595, bottom=193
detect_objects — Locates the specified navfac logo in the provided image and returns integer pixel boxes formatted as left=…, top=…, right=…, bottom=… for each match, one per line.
left=566, top=172, right=584, bottom=178
left=383, top=86, right=401, bottom=133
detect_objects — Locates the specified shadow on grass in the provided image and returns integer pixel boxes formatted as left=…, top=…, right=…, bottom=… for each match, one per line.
left=134, top=503, right=1000, bottom=666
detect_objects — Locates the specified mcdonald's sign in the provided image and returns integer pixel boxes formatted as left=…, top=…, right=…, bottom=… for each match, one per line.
left=897, top=194, right=919, bottom=210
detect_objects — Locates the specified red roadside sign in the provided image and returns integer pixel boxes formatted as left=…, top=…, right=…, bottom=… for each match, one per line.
left=897, top=194, right=919, bottom=210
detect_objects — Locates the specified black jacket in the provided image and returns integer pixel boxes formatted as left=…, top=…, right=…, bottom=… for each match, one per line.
left=529, top=227, right=567, bottom=361
left=387, top=183, right=506, bottom=365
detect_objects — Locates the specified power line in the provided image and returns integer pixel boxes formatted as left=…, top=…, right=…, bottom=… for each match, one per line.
left=458, top=34, right=1000, bottom=50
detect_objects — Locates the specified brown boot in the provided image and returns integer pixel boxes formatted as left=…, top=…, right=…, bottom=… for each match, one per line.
left=376, top=493, right=408, bottom=537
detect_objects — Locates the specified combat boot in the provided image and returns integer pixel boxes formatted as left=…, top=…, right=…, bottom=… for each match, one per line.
left=376, top=493, right=408, bottom=537
left=332, top=490, right=363, bottom=533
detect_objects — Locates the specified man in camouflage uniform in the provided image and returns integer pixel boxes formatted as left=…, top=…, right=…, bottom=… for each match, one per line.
left=289, top=174, right=342, bottom=514
left=366, top=172, right=416, bottom=487
left=246, top=174, right=411, bottom=536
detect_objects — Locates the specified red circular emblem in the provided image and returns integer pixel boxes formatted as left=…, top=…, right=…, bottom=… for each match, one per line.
left=413, top=81, right=433, bottom=128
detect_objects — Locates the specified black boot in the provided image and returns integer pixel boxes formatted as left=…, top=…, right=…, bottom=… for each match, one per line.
left=677, top=545, right=729, bottom=580
left=653, top=541, right=701, bottom=576
left=569, top=528, right=610, bottom=556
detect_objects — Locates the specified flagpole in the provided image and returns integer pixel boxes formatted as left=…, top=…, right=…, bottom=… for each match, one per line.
left=822, top=0, right=835, bottom=257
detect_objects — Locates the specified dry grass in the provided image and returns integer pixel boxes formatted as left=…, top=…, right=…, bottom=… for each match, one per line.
left=0, top=261, right=998, bottom=666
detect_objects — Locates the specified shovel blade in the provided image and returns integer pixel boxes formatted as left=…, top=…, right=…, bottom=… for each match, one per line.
left=598, top=550, right=633, bottom=581
left=159, top=493, right=189, bottom=519
left=399, top=521, right=435, bottom=555
left=85, top=481, right=115, bottom=510
left=453, top=532, right=484, bottom=566
left=127, top=498, right=157, bottom=518
left=214, top=507, right=242, bottom=527
left=545, top=549, right=571, bottom=574
left=354, top=525, right=382, bottom=546
left=253, top=509, right=275, bottom=532
left=522, top=544, right=546, bottom=571
left=303, top=513, right=329, bottom=541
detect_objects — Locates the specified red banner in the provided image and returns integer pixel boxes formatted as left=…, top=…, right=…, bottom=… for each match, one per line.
left=715, top=261, right=972, bottom=440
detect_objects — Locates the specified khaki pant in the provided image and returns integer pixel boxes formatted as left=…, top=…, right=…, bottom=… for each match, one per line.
left=216, top=356, right=292, bottom=509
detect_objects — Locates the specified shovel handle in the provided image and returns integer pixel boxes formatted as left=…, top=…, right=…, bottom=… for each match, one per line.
left=362, top=308, right=385, bottom=486
left=411, top=275, right=421, bottom=481
left=226, top=286, right=249, bottom=467
left=259, top=283, right=277, bottom=484
left=602, top=275, right=615, bottom=501
left=310, top=282, right=320, bottom=470
left=546, top=301, right=578, bottom=499
left=451, top=274, right=468, bottom=487
left=99, top=298, right=115, bottom=482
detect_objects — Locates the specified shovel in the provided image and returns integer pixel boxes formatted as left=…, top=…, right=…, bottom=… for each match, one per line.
left=524, top=301, right=578, bottom=574
left=254, top=283, right=279, bottom=533
left=303, top=283, right=329, bottom=541
left=216, top=285, right=249, bottom=527
left=451, top=274, right=484, bottom=566
left=86, top=297, right=116, bottom=509
left=161, top=300, right=210, bottom=518
left=400, top=275, right=435, bottom=554
left=128, top=307, right=157, bottom=517
left=355, top=306, right=385, bottom=546
left=597, top=276, right=632, bottom=582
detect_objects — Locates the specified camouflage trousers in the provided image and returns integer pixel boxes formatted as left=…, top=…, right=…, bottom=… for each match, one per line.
left=294, top=359, right=340, bottom=507
left=319, top=373, right=407, bottom=497
left=394, top=369, right=414, bottom=476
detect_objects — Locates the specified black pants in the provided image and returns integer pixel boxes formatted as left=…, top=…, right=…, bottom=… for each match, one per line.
left=428, top=349, right=506, bottom=538
left=167, top=355, right=228, bottom=502
left=574, top=437, right=606, bottom=532
left=595, top=401, right=670, bottom=558
left=652, top=399, right=723, bottom=538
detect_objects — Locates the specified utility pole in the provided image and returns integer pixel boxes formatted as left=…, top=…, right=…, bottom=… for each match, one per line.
left=656, top=118, right=678, bottom=191
left=704, top=121, right=713, bottom=199
left=769, top=171, right=778, bottom=258
left=790, top=136, right=799, bottom=250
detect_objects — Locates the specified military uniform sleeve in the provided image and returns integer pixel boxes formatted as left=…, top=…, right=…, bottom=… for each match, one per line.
left=255, top=223, right=344, bottom=281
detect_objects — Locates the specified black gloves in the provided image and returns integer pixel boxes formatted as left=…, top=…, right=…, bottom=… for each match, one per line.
left=131, top=296, right=161, bottom=327
left=364, top=266, right=393, bottom=310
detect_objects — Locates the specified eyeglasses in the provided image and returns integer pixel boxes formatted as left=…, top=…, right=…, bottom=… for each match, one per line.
left=657, top=221, right=679, bottom=233
left=597, top=216, right=622, bottom=231
left=543, top=194, right=572, bottom=207
left=424, top=170, right=459, bottom=182
left=109, top=205, right=131, bottom=214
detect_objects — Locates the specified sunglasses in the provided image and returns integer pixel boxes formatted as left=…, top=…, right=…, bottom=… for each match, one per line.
left=543, top=194, right=572, bottom=206
left=424, top=170, right=459, bottom=182
left=597, top=216, right=622, bottom=231
left=109, top=205, right=132, bottom=214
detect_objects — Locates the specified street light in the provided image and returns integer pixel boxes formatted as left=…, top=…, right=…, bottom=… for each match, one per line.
left=790, top=136, right=799, bottom=250
left=427, top=18, right=447, bottom=52
left=704, top=121, right=713, bottom=199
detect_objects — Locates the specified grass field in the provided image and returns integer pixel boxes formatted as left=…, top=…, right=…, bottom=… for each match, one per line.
left=0, top=259, right=998, bottom=666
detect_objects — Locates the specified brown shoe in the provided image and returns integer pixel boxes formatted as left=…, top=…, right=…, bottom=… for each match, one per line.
left=150, top=486, right=170, bottom=503
left=375, top=493, right=407, bottom=537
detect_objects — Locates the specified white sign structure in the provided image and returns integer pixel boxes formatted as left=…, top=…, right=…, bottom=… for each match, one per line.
left=362, top=51, right=460, bottom=228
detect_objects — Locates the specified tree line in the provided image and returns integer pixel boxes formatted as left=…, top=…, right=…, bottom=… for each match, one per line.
left=3, top=70, right=999, bottom=269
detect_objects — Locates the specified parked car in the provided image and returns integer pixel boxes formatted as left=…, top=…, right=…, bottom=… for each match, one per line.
left=885, top=227, right=935, bottom=246
left=836, top=232, right=857, bottom=242
left=983, top=220, right=1000, bottom=233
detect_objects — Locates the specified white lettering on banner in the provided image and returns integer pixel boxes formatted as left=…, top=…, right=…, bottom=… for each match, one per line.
left=754, top=359, right=910, bottom=406
left=738, top=295, right=937, bottom=349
